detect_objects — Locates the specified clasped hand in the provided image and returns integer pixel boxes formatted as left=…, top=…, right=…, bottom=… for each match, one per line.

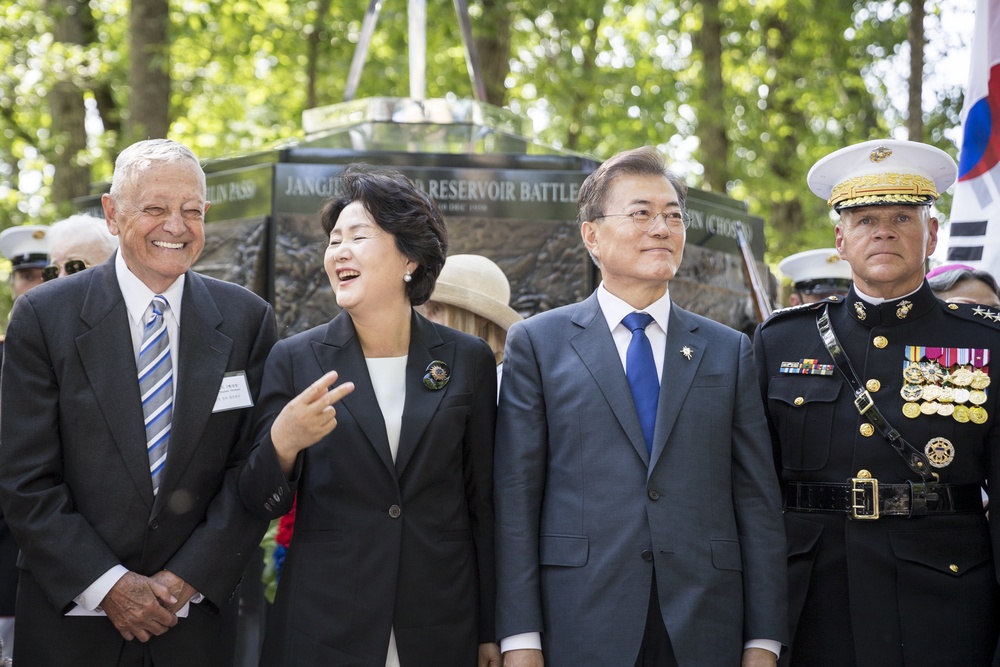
left=101, top=569, right=195, bottom=642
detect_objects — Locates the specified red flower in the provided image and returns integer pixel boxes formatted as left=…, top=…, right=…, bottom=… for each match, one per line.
left=275, top=495, right=297, bottom=547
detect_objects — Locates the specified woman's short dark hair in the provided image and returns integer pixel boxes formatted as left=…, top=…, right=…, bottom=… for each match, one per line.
left=321, top=165, right=449, bottom=305
left=577, top=146, right=688, bottom=223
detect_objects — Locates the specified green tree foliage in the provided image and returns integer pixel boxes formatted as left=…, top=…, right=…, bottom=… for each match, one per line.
left=0, top=0, right=971, bottom=287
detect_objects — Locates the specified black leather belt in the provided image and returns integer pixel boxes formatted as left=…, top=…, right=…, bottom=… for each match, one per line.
left=784, top=480, right=985, bottom=519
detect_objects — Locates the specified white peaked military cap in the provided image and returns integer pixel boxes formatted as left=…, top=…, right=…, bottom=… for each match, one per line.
left=0, top=225, right=51, bottom=269
left=778, top=248, right=852, bottom=291
left=807, top=139, right=957, bottom=211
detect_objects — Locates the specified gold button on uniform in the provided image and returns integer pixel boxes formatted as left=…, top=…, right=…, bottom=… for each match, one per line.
left=873, top=336, right=888, bottom=349
left=950, top=564, right=959, bottom=573
left=948, top=304, right=959, bottom=310
left=859, top=423, right=875, bottom=437
left=866, top=379, right=881, bottom=392
left=794, top=397, right=804, bottom=406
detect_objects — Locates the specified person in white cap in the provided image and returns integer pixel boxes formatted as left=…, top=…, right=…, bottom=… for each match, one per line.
left=0, top=224, right=50, bottom=659
left=0, top=226, right=50, bottom=298
left=754, top=139, right=1000, bottom=666
left=778, top=248, right=852, bottom=306
left=416, top=254, right=521, bottom=390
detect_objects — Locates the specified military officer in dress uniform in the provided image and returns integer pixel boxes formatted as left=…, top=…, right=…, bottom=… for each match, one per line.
left=0, top=225, right=50, bottom=299
left=778, top=248, right=852, bottom=306
left=0, top=225, right=50, bottom=658
left=754, top=139, right=1000, bottom=666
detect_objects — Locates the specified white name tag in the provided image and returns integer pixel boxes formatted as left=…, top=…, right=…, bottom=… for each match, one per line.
left=212, top=371, right=253, bottom=413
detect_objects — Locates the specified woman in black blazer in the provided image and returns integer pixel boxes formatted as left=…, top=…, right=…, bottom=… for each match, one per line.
left=239, top=166, right=499, bottom=667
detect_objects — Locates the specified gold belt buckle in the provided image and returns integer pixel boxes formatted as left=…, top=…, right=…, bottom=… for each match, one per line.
left=850, top=476, right=879, bottom=520
left=853, top=390, right=874, bottom=415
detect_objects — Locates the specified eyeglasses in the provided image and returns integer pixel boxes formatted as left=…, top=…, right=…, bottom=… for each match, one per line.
left=595, top=209, right=690, bottom=233
left=42, top=259, right=88, bottom=282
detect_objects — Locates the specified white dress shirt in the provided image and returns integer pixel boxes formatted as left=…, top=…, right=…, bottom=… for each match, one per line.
left=72, top=250, right=187, bottom=613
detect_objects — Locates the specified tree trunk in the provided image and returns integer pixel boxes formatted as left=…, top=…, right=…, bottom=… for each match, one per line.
left=478, top=0, right=511, bottom=106
left=692, top=0, right=729, bottom=191
left=306, top=0, right=332, bottom=110
left=127, top=0, right=171, bottom=143
left=907, top=0, right=925, bottom=141
left=565, top=4, right=602, bottom=152
left=46, top=0, right=91, bottom=208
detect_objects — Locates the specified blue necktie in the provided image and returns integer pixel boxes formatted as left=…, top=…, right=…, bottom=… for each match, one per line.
left=138, top=295, right=173, bottom=495
left=622, top=312, right=659, bottom=454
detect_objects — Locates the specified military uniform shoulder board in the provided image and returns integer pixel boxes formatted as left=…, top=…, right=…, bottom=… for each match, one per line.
left=760, top=296, right=839, bottom=330
left=940, top=302, right=1000, bottom=327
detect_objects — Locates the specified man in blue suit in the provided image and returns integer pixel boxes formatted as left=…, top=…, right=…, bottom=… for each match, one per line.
left=494, top=147, right=787, bottom=666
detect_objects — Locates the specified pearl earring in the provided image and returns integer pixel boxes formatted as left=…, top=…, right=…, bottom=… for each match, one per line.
left=403, top=270, right=412, bottom=283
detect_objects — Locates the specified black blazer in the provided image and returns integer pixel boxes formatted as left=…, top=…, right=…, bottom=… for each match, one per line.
left=239, top=310, right=497, bottom=667
left=0, top=258, right=277, bottom=666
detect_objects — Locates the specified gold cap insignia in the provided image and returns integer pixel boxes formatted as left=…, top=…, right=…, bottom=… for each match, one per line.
left=870, top=146, right=892, bottom=162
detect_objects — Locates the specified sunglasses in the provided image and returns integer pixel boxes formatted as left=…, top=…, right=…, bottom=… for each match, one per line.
left=42, top=259, right=88, bottom=282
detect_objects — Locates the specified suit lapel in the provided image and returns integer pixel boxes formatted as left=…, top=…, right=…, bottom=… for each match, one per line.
left=649, top=305, right=704, bottom=471
left=310, top=312, right=396, bottom=477
left=394, top=313, right=452, bottom=476
left=153, top=272, right=234, bottom=513
left=76, top=262, right=154, bottom=510
left=570, top=293, right=650, bottom=465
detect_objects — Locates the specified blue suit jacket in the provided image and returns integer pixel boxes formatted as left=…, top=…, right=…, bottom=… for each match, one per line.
left=494, top=291, right=787, bottom=665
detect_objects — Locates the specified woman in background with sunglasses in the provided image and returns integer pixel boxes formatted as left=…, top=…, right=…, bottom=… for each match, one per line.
left=42, top=214, right=119, bottom=282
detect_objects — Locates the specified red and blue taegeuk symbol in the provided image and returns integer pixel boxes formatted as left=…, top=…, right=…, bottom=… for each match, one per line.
left=960, top=63, right=1000, bottom=182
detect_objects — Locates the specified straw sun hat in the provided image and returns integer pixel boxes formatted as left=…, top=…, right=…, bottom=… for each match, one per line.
left=430, top=254, right=522, bottom=330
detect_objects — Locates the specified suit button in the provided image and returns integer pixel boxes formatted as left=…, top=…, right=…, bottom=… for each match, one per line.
left=149, top=520, right=159, bottom=531
left=641, top=550, right=653, bottom=562
left=388, top=505, right=402, bottom=519
left=647, top=489, right=660, bottom=500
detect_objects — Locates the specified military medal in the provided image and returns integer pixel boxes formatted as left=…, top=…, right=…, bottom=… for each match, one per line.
left=924, top=437, right=955, bottom=468
left=903, top=363, right=924, bottom=383
left=969, top=406, right=989, bottom=424
left=902, top=402, right=921, bottom=418
left=920, top=401, right=939, bottom=415
left=969, top=389, right=988, bottom=405
left=921, top=384, right=942, bottom=401
left=970, top=370, right=991, bottom=390
left=952, top=367, right=974, bottom=387
left=900, top=384, right=923, bottom=401
left=936, top=403, right=955, bottom=417
left=953, top=405, right=971, bottom=423
left=953, top=387, right=971, bottom=404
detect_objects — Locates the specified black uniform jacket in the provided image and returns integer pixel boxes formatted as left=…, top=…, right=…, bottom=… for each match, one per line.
left=754, top=283, right=1000, bottom=667
left=239, top=310, right=497, bottom=667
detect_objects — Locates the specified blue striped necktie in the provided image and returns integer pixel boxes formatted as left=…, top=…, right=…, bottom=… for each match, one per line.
left=622, top=312, right=659, bottom=455
left=138, top=295, right=172, bottom=495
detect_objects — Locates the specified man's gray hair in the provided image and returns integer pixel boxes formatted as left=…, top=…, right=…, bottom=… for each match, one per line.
left=108, top=139, right=204, bottom=201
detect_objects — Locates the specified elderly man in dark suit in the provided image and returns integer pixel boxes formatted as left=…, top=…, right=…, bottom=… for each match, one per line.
left=494, top=146, right=787, bottom=666
left=0, top=138, right=277, bottom=666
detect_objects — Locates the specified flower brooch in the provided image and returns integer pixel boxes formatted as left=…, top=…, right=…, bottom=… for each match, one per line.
left=423, top=360, right=450, bottom=390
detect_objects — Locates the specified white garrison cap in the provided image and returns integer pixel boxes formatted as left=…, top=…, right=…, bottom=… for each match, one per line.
left=778, top=248, right=852, bottom=290
left=807, top=139, right=957, bottom=211
left=0, top=226, right=50, bottom=269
